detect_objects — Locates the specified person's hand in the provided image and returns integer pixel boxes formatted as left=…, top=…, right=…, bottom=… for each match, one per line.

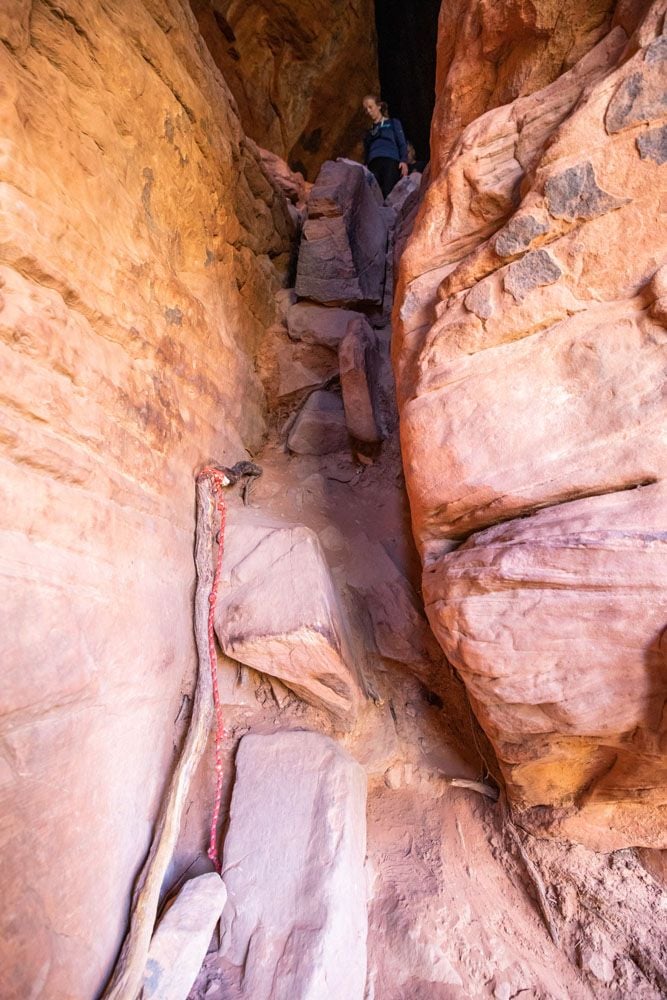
left=399, top=161, right=409, bottom=178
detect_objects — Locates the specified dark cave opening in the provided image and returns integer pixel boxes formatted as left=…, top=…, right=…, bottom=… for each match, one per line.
left=374, top=0, right=441, bottom=164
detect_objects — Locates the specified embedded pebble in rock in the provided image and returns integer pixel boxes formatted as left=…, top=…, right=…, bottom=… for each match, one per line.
left=339, top=317, right=384, bottom=443
left=502, top=248, right=562, bottom=301
left=287, top=301, right=366, bottom=349
left=213, top=509, right=361, bottom=722
left=295, top=159, right=389, bottom=306
left=544, top=161, right=629, bottom=221
left=287, top=390, right=350, bottom=455
left=219, top=731, right=367, bottom=1000
left=142, top=874, right=227, bottom=1000
left=637, top=122, right=667, bottom=163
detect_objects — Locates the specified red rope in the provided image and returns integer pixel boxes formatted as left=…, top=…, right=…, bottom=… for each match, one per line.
left=199, top=467, right=228, bottom=873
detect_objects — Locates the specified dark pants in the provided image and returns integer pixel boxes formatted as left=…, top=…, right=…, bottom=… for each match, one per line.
left=368, top=157, right=401, bottom=199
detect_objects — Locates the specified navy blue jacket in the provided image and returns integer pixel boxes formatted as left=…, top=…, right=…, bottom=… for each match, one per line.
left=363, top=118, right=408, bottom=165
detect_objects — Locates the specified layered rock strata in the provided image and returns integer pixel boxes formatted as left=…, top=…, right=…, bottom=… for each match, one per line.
left=191, top=0, right=379, bottom=178
left=0, top=1, right=290, bottom=996
left=396, top=1, right=667, bottom=847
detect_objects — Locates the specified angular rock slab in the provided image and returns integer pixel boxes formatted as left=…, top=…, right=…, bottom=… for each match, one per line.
left=214, top=509, right=361, bottom=721
left=423, top=482, right=667, bottom=850
left=287, top=389, right=350, bottom=455
left=287, top=301, right=365, bottom=350
left=220, top=731, right=368, bottom=1000
left=295, top=159, right=389, bottom=306
left=339, top=317, right=384, bottom=443
left=142, top=873, right=227, bottom=1000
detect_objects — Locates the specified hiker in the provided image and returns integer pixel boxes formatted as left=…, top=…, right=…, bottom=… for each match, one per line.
left=362, top=94, right=408, bottom=199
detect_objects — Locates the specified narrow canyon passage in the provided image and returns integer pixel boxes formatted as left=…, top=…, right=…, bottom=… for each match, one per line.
left=1, top=1, right=666, bottom=998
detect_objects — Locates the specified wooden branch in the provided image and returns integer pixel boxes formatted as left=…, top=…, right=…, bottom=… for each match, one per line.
left=101, top=476, right=216, bottom=1000
left=447, top=777, right=498, bottom=800
left=501, top=795, right=560, bottom=947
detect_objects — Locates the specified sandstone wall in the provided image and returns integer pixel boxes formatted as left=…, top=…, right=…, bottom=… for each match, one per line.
left=395, top=0, right=667, bottom=849
left=0, top=2, right=291, bottom=996
left=191, top=0, right=379, bottom=178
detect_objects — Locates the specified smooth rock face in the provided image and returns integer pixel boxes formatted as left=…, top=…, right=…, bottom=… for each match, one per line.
left=339, top=317, right=384, bottom=443
left=220, top=731, right=368, bottom=1000
left=143, top=874, right=227, bottom=1000
left=424, top=483, right=667, bottom=850
left=295, top=160, right=390, bottom=306
left=213, top=509, right=361, bottom=721
left=396, top=2, right=667, bottom=846
left=0, top=2, right=290, bottom=996
left=287, top=302, right=366, bottom=349
left=191, top=0, right=379, bottom=178
left=288, top=390, right=350, bottom=455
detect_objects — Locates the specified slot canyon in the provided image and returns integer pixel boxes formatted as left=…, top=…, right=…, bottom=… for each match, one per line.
left=1, top=0, right=666, bottom=997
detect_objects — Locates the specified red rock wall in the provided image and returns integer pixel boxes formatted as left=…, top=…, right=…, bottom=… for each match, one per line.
left=0, top=2, right=291, bottom=996
left=191, top=0, right=380, bottom=178
left=395, top=0, right=667, bottom=849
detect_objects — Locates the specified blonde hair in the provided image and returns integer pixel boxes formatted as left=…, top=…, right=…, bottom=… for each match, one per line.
left=363, top=94, right=389, bottom=118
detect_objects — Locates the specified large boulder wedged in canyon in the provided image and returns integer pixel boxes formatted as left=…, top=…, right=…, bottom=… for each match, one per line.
left=423, top=483, right=667, bottom=851
left=0, top=2, right=292, bottom=996
left=191, top=0, right=379, bottom=179
left=219, top=731, right=368, bottom=1000
left=213, top=509, right=362, bottom=722
left=295, top=159, right=390, bottom=307
left=395, top=0, right=667, bottom=846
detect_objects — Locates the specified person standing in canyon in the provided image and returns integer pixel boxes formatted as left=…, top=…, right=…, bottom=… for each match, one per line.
left=362, top=94, right=408, bottom=198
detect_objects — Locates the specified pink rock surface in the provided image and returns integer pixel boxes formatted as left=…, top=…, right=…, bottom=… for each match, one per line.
left=213, top=509, right=362, bottom=721
left=143, top=874, right=227, bottom=1000
left=424, top=483, right=667, bottom=850
left=219, top=731, right=368, bottom=1000
left=395, top=2, right=667, bottom=845
left=0, top=3, right=290, bottom=996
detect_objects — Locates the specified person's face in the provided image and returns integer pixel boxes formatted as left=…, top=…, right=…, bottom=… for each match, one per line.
left=363, top=97, right=382, bottom=123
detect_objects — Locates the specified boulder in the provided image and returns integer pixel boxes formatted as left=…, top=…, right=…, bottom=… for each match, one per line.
left=424, top=482, right=667, bottom=850
left=339, top=317, right=384, bottom=443
left=219, top=731, right=368, bottom=1000
left=295, top=159, right=389, bottom=306
left=287, top=301, right=366, bottom=349
left=213, top=509, right=361, bottom=721
left=142, top=874, right=227, bottom=1000
left=287, top=390, right=350, bottom=455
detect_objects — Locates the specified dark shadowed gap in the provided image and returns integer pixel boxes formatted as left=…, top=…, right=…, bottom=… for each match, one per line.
left=374, top=0, right=441, bottom=163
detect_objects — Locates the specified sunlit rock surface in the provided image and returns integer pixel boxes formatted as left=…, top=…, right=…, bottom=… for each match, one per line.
left=0, top=2, right=291, bottom=996
left=191, top=0, right=379, bottom=179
